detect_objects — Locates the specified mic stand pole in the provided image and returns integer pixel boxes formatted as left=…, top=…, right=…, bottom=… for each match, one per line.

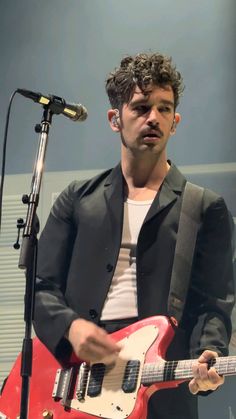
left=18, top=106, right=53, bottom=419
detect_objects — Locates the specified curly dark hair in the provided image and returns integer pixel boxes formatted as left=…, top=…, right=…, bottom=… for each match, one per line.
left=105, top=52, right=184, bottom=110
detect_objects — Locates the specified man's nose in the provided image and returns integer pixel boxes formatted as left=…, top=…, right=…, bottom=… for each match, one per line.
left=146, top=108, right=159, bottom=125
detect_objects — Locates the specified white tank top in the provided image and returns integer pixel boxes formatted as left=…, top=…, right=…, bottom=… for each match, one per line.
left=100, top=198, right=153, bottom=320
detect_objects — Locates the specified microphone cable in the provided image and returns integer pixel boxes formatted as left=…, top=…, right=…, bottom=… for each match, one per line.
left=0, top=89, right=18, bottom=234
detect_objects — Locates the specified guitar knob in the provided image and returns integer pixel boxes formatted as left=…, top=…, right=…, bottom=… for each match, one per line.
left=42, top=410, right=53, bottom=419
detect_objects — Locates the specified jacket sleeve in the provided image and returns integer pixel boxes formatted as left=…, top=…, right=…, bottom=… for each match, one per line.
left=183, top=193, right=235, bottom=359
left=33, top=181, right=83, bottom=358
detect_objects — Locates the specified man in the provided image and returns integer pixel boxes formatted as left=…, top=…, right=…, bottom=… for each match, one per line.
left=34, top=53, right=234, bottom=418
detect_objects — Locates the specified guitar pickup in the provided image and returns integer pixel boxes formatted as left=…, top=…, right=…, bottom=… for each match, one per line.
left=122, top=360, right=140, bottom=393
left=87, top=363, right=105, bottom=397
left=76, top=362, right=89, bottom=401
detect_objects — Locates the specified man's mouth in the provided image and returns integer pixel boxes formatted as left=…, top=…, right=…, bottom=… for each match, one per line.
left=142, top=131, right=162, bottom=141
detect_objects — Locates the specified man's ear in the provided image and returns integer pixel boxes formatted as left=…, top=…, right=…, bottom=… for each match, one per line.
left=170, top=112, right=181, bottom=135
left=107, top=109, right=121, bottom=132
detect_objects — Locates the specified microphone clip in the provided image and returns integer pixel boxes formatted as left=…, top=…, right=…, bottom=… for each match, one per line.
left=46, top=95, right=66, bottom=115
left=13, top=218, right=25, bottom=250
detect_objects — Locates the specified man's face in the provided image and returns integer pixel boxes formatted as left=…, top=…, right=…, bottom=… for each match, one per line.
left=109, top=84, right=180, bottom=158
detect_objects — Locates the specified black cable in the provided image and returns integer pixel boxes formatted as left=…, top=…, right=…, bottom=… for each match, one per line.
left=0, top=90, right=18, bottom=233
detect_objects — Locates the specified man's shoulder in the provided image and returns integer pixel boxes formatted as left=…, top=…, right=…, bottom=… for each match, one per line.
left=50, top=167, right=116, bottom=219
left=184, top=180, right=227, bottom=214
left=66, top=168, right=113, bottom=197
left=67, top=169, right=112, bottom=194
left=185, top=180, right=220, bottom=201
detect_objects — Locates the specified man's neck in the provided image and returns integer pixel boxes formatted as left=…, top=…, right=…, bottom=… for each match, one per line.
left=121, top=154, right=170, bottom=201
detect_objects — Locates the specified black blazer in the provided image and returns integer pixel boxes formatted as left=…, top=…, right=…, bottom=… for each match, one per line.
left=34, top=163, right=234, bottom=361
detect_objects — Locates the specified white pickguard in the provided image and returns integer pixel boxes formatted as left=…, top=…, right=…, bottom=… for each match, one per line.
left=70, top=325, right=159, bottom=419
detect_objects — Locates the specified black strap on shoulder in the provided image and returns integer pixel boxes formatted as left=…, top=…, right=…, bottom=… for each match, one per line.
left=167, top=181, right=204, bottom=323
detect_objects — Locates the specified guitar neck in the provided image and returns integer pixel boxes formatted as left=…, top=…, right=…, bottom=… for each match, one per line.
left=142, top=356, right=236, bottom=385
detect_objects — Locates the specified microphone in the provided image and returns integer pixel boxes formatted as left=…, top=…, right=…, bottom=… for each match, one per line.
left=17, top=88, right=88, bottom=122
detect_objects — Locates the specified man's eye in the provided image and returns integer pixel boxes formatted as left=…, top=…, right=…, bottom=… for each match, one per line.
left=159, top=106, right=171, bottom=113
left=135, top=106, right=149, bottom=113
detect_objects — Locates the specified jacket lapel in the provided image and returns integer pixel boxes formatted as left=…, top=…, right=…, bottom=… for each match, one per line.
left=144, top=163, right=185, bottom=224
left=103, top=164, right=124, bottom=237
left=101, top=162, right=187, bottom=251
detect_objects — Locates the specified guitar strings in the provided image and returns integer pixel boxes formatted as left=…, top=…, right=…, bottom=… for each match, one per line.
left=63, top=357, right=236, bottom=389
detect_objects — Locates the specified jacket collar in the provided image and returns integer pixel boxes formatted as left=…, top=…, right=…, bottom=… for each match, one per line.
left=146, top=162, right=186, bottom=222
left=104, top=163, right=123, bottom=187
left=103, top=161, right=186, bottom=222
left=104, top=161, right=186, bottom=191
left=163, top=161, right=186, bottom=193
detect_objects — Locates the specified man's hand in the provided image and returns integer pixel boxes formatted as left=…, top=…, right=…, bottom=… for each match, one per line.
left=189, top=350, right=225, bottom=394
left=67, top=318, right=121, bottom=364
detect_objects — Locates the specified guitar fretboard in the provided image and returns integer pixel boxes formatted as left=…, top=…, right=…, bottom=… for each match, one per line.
left=142, top=356, right=236, bottom=385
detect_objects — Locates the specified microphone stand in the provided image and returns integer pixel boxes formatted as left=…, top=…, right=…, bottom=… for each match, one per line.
left=18, top=106, right=53, bottom=419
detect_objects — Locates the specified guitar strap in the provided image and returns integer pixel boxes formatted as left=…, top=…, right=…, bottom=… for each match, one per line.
left=167, top=181, right=204, bottom=323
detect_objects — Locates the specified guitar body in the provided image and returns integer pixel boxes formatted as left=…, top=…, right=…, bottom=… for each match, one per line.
left=0, top=316, right=179, bottom=419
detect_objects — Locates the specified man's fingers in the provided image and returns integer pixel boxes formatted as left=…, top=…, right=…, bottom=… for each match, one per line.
left=90, top=331, right=121, bottom=352
left=190, top=349, right=225, bottom=395
left=82, top=325, right=121, bottom=353
left=197, top=350, right=218, bottom=363
left=67, top=318, right=121, bottom=362
left=78, top=333, right=122, bottom=363
left=82, top=334, right=121, bottom=357
left=194, top=362, right=209, bottom=381
left=189, top=379, right=199, bottom=395
left=190, top=359, right=225, bottom=394
left=208, top=368, right=225, bottom=385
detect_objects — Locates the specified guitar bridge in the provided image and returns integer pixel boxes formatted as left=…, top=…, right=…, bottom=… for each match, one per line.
left=52, top=367, right=75, bottom=406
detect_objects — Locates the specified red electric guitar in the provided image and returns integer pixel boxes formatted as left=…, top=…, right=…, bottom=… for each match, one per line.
left=0, top=316, right=235, bottom=419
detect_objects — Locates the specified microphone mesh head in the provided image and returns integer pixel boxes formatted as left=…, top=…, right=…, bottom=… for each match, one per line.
left=75, top=104, right=88, bottom=121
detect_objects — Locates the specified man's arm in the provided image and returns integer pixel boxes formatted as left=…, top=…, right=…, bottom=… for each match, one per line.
left=184, top=193, right=235, bottom=393
left=34, top=182, right=82, bottom=356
